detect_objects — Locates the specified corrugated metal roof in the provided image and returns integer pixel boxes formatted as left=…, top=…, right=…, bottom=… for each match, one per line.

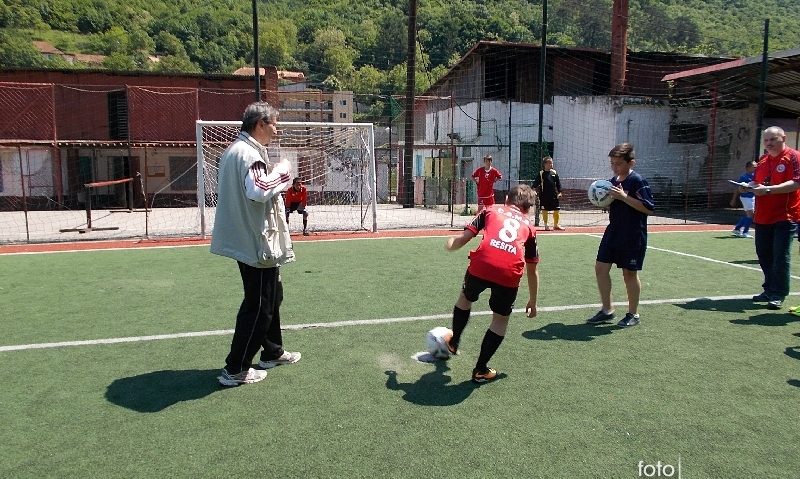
left=662, top=48, right=800, bottom=115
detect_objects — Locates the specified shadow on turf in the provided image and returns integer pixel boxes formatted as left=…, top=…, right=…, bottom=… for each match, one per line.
left=786, top=346, right=800, bottom=361
left=788, top=379, right=800, bottom=388
left=677, top=297, right=761, bottom=313
left=730, top=312, right=800, bottom=327
left=384, top=361, right=501, bottom=406
left=105, top=369, right=221, bottom=412
left=522, top=322, right=616, bottom=342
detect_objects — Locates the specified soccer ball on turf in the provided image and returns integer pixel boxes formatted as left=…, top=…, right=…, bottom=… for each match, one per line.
left=588, top=179, right=615, bottom=208
left=425, top=326, right=453, bottom=360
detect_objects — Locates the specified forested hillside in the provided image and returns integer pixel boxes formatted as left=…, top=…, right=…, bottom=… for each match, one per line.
left=1, top=0, right=798, bottom=95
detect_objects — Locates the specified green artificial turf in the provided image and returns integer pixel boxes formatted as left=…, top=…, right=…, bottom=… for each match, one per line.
left=1, top=232, right=798, bottom=478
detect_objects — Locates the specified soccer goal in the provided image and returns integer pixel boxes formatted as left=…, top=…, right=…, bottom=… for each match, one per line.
left=196, top=120, right=377, bottom=236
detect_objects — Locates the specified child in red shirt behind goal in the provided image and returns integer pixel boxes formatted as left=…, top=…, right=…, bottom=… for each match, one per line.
left=444, top=184, right=539, bottom=383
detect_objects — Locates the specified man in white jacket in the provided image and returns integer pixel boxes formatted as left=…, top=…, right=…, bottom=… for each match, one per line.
left=211, top=102, right=302, bottom=387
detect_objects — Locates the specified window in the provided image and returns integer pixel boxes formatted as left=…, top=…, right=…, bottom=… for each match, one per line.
left=339, top=112, right=347, bottom=119
left=169, top=157, right=197, bottom=191
left=341, top=99, right=347, bottom=106
left=669, top=124, right=707, bottom=144
left=108, top=90, right=128, bottom=140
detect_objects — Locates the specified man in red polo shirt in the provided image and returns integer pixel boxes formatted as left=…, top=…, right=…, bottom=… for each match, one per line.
left=749, top=126, right=800, bottom=309
left=284, top=177, right=309, bottom=235
left=471, top=155, right=502, bottom=212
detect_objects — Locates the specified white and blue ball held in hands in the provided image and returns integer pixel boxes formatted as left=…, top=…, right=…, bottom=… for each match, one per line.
left=588, top=179, right=615, bottom=208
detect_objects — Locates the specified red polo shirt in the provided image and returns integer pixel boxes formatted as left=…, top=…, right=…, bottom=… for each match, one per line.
left=753, top=147, right=800, bottom=224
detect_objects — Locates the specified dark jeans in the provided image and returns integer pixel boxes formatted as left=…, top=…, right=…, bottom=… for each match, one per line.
left=754, top=221, right=797, bottom=300
left=224, top=262, right=285, bottom=374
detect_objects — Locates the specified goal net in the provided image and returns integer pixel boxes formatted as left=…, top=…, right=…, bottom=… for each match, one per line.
left=196, top=120, right=377, bottom=236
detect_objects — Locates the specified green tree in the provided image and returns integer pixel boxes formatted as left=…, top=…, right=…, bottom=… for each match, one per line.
left=0, top=33, right=48, bottom=68
left=152, top=53, right=202, bottom=73
left=92, top=26, right=130, bottom=55
left=350, top=65, right=385, bottom=94
left=155, top=31, right=186, bottom=56
left=259, top=19, right=298, bottom=68
left=102, top=52, right=137, bottom=71
left=37, top=1, right=79, bottom=32
left=371, top=9, right=407, bottom=69
left=305, top=28, right=357, bottom=78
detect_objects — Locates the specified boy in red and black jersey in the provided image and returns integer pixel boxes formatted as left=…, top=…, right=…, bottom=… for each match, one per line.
left=284, top=177, right=309, bottom=235
left=444, top=184, right=539, bottom=383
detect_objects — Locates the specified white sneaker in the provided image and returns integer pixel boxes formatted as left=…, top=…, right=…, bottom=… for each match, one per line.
left=742, top=232, right=753, bottom=238
left=258, top=351, right=301, bottom=369
left=732, top=229, right=741, bottom=237
left=218, top=368, right=267, bottom=387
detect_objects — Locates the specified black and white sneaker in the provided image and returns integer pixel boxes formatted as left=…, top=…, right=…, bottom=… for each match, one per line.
left=587, top=310, right=615, bottom=324
left=617, top=313, right=640, bottom=327
left=767, top=299, right=783, bottom=310
left=752, top=292, right=770, bottom=302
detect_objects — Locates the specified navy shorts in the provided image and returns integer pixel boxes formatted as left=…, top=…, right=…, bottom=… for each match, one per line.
left=462, top=271, right=518, bottom=316
left=596, top=232, right=646, bottom=271
left=287, top=202, right=307, bottom=214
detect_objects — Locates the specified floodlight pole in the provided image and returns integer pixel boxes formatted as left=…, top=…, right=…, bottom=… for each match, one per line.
left=537, top=0, right=547, bottom=156
left=252, top=0, right=261, bottom=101
left=402, top=0, right=417, bottom=208
left=754, top=18, right=769, bottom=158
left=535, top=0, right=548, bottom=226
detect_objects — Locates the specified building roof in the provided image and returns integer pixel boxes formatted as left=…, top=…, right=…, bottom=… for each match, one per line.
left=32, top=41, right=64, bottom=55
left=277, top=70, right=305, bottom=82
left=662, top=47, right=800, bottom=115
left=233, top=67, right=272, bottom=77
left=424, top=39, right=728, bottom=97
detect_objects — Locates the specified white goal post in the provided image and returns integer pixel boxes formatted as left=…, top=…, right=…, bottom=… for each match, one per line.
left=196, top=120, right=377, bottom=236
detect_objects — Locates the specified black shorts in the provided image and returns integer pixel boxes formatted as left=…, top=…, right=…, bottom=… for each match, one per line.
left=539, top=198, right=560, bottom=211
left=596, top=231, right=646, bottom=271
left=287, top=202, right=306, bottom=214
left=462, top=271, right=518, bottom=316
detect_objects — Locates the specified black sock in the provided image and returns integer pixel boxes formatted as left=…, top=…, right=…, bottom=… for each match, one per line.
left=451, top=306, right=470, bottom=348
left=475, top=329, right=504, bottom=372
left=303, top=218, right=307, bottom=230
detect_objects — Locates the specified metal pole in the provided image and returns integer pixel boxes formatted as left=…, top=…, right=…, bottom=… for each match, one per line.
left=536, top=0, right=548, bottom=226
left=450, top=94, right=456, bottom=226
left=508, top=99, right=512, bottom=192
left=387, top=95, right=394, bottom=202
left=754, top=18, right=769, bottom=158
left=537, top=0, right=547, bottom=152
left=402, top=0, right=417, bottom=208
left=18, top=146, right=30, bottom=242
left=708, top=82, right=718, bottom=208
left=252, top=0, right=261, bottom=101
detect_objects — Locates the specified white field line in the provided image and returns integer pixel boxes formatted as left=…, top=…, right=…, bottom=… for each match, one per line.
left=0, top=229, right=729, bottom=255
left=584, top=233, right=800, bottom=280
left=647, top=245, right=800, bottom=280
left=2, top=293, right=798, bottom=353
